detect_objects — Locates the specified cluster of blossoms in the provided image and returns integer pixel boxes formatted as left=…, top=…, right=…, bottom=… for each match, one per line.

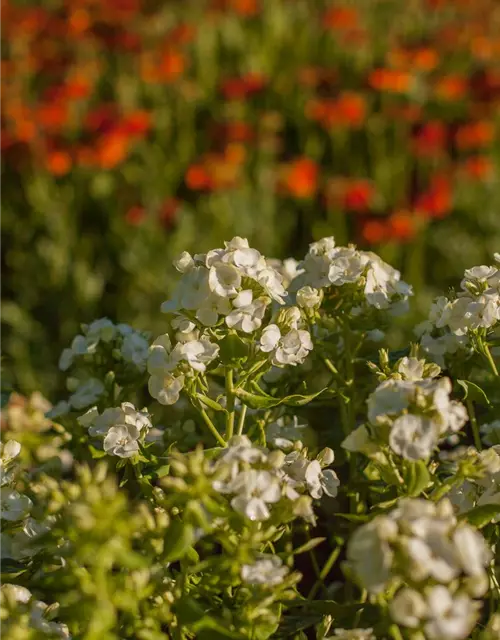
left=292, top=237, right=412, bottom=316
left=441, top=445, right=500, bottom=521
left=53, top=319, right=150, bottom=415
left=347, top=498, right=492, bottom=640
left=343, top=370, right=467, bottom=461
left=1, top=584, right=70, bottom=638
left=211, top=435, right=339, bottom=522
left=162, top=236, right=287, bottom=327
left=77, top=402, right=152, bottom=458
left=418, top=256, right=500, bottom=363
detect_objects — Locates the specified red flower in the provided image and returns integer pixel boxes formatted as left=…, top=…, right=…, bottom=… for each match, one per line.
left=343, top=180, right=375, bottom=212
left=45, top=149, right=72, bottom=176
left=126, top=205, right=146, bottom=226
left=369, top=68, right=413, bottom=93
left=412, top=122, right=447, bottom=158
left=461, top=156, right=494, bottom=180
left=119, top=110, right=151, bottom=137
left=322, top=6, right=359, bottom=31
left=220, top=73, right=266, bottom=101
left=186, top=164, right=213, bottom=191
left=280, top=158, right=318, bottom=199
left=415, top=175, right=452, bottom=218
left=159, top=198, right=180, bottom=227
left=96, top=132, right=129, bottom=169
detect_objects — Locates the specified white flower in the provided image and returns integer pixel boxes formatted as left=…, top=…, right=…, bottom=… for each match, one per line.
left=148, top=373, right=185, bottom=405
left=30, top=599, right=71, bottom=638
left=296, top=285, right=322, bottom=309
left=1, top=583, right=32, bottom=603
left=195, top=293, right=232, bottom=326
left=216, top=436, right=268, bottom=466
left=256, top=267, right=287, bottom=303
left=480, top=420, right=500, bottom=445
left=224, top=470, right=281, bottom=521
left=424, top=586, right=478, bottom=640
left=367, top=379, right=411, bottom=424
left=86, top=317, right=116, bottom=343
left=397, top=357, right=425, bottom=381
left=389, top=414, right=437, bottom=460
left=121, top=332, right=149, bottom=370
left=208, top=262, right=241, bottom=297
left=77, top=406, right=100, bottom=429
left=273, top=328, right=313, bottom=366
left=0, top=488, right=32, bottom=521
left=225, top=296, right=267, bottom=333
left=466, top=294, right=500, bottom=330
left=178, top=339, right=219, bottom=372
left=305, top=460, right=339, bottom=499
left=452, top=525, right=492, bottom=577
left=389, top=588, right=426, bottom=628
left=329, top=629, right=376, bottom=640
left=259, top=324, right=281, bottom=352
left=69, top=379, right=105, bottom=410
left=103, top=424, right=140, bottom=458
left=45, top=400, right=71, bottom=419
left=241, top=555, right=289, bottom=586
left=347, top=517, right=397, bottom=593
left=266, top=415, right=307, bottom=449
left=173, top=251, right=194, bottom=273
left=404, top=535, right=458, bottom=583
left=147, top=334, right=179, bottom=375
left=0, top=440, right=21, bottom=467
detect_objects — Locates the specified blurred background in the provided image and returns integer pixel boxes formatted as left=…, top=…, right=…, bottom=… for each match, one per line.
left=2, top=0, right=500, bottom=398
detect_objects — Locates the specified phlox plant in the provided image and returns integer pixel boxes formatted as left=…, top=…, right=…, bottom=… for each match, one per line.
left=1, top=236, right=500, bottom=640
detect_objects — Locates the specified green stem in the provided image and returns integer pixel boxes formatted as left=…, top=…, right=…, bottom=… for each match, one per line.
left=481, top=341, right=499, bottom=377
left=236, top=404, right=248, bottom=436
left=198, top=406, right=227, bottom=447
left=466, top=397, right=482, bottom=451
left=389, top=624, right=405, bottom=640
left=225, top=368, right=235, bottom=440
left=307, top=544, right=342, bottom=600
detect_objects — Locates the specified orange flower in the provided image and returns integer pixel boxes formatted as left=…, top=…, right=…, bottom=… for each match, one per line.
left=360, top=219, right=387, bottom=244
left=36, top=102, right=69, bottom=131
left=461, top=156, right=494, bottom=180
left=140, top=50, right=185, bottom=84
left=434, top=75, right=467, bottom=101
left=45, top=150, right=72, bottom=176
left=68, top=8, right=90, bottom=35
left=322, top=6, right=359, bottom=31
left=280, top=158, right=318, bottom=199
left=369, top=68, right=412, bottom=93
left=455, top=121, right=495, bottom=150
left=388, top=211, right=416, bottom=242
left=388, top=47, right=438, bottom=72
left=96, top=132, right=129, bottom=169
left=306, top=93, right=366, bottom=128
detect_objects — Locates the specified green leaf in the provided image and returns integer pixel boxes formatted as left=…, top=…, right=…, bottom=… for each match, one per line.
left=175, top=597, right=207, bottom=624
left=460, top=504, right=500, bottom=528
left=234, top=387, right=326, bottom=410
left=1, top=559, right=27, bottom=574
left=333, top=513, right=369, bottom=523
left=193, top=617, right=246, bottom=639
left=405, top=461, right=431, bottom=497
left=457, top=380, right=491, bottom=407
left=196, top=394, right=227, bottom=413
left=152, top=464, right=170, bottom=479
left=89, top=445, right=107, bottom=459
left=292, top=538, right=326, bottom=555
left=164, top=521, right=195, bottom=562
left=219, top=333, right=249, bottom=365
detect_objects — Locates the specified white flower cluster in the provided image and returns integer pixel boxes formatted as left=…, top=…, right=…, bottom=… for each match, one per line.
left=293, top=237, right=412, bottom=315
left=59, top=318, right=150, bottom=372
left=481, top=419, right=500, bottom=446
left=1, top=440, right=32, bottom=523
left=241, top=554, right=289, bottom=587
left=418, top=257, right=500, bottom=363
left=444, top=446, right=500, bottom=521
left=348, top=498, right=492, bottom=639
left=147, top=332, right=219, bottom=405
left=259, top=307, right=313, bottom=366
left=78, top=402, right=152, bottom=458
left=343, top=377, right=467, bottom=461
left=211, top=436, right=339, bottom=522
left=1, top=584, right=70, bottom=638
left=161, top=236, right=287, bottom=330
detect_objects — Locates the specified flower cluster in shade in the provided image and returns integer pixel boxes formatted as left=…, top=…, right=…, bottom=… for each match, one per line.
left=347, top=498, right=492, bottom=640
left=343, top=364, right=467, bottom=461
left=210, top=435, right=339, bottom=523
left=77, top=403, right=152, bottom=458
left=417, top=255, right=500, bottom=364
